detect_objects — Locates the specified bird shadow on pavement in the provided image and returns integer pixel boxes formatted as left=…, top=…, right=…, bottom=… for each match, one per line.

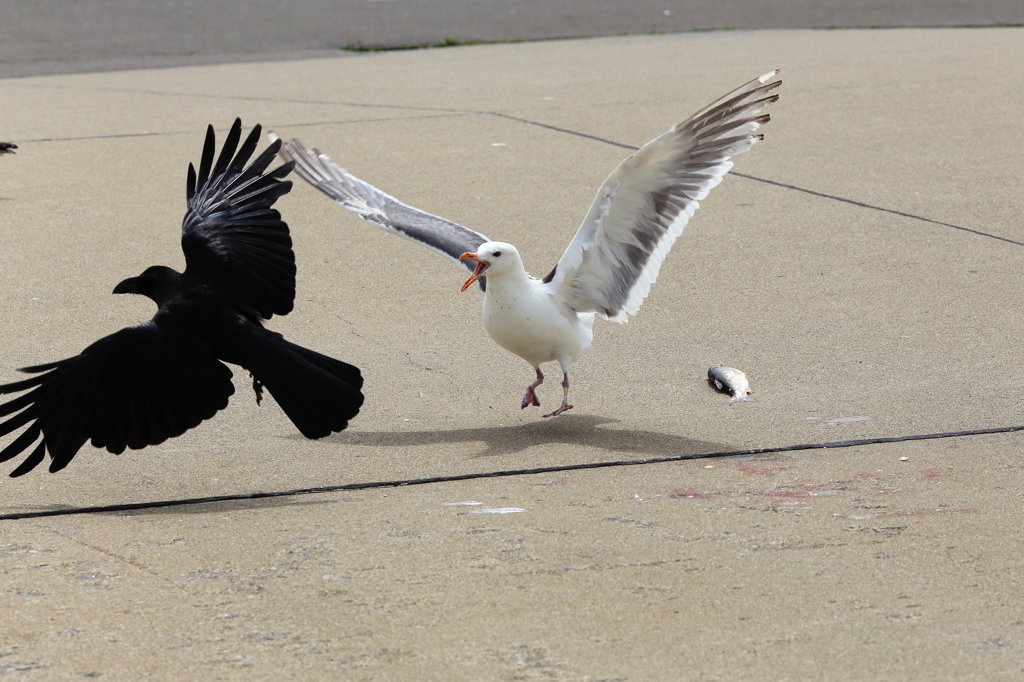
left=2, top=495, right=342, bottom=519
left=102, top=496, right=343, bottom=517
left=326, top=414, right=727, bottom=460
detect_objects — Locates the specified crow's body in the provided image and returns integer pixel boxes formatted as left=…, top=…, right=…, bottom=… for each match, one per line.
left=0, top=119, right=363, bottom=476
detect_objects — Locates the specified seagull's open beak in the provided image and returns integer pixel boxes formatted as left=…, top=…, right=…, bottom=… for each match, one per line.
left=459, top=252, right=488, bottom=292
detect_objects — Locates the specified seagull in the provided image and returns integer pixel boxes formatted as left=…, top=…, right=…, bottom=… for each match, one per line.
left=0, top=119, right=364, bottom=476
left=276, top=71, right=779, bottom=417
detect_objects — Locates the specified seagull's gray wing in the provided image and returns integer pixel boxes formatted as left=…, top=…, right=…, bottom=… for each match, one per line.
left=547, top=70, right=780, bottom=322
left=274, top=136, right=491, bottom=292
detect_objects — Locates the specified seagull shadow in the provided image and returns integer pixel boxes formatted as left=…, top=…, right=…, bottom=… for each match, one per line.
left=327, top=414, right=726, bottom=460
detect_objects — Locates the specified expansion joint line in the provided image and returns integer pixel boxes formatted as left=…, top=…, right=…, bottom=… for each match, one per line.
left=487, top=111, right=1021, bottom=247
left=2, top=424, right=1023, bottom=521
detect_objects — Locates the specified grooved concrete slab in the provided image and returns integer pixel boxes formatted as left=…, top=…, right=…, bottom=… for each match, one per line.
left=1, top=27, right=1023, bottom=680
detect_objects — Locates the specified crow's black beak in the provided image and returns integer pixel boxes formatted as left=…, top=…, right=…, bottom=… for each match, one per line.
left=113, top=276, right=143, bottom=295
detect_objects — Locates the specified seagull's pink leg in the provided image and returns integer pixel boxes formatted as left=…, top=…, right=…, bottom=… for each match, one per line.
left=521, top=368, right=543, bottom=409
left=543, top=372, right=573, bottom=418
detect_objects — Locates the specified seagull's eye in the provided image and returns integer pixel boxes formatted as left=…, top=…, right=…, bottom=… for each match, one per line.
left=492, top=251, right=502, bottom=257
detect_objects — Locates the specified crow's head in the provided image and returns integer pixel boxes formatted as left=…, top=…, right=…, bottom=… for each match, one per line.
left=113, top=265, right=182, bottom=306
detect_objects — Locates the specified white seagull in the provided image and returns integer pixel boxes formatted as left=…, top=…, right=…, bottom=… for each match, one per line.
left=275, top=70, right=780, bottom=417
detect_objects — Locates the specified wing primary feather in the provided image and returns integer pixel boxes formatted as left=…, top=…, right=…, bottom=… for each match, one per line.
left=213, top=118, right=243, bottom=180
left=17, top=360, right=65, bottom=374
left=692, top=90, right=779, bottom=131
left=197, top=124, right=216, bottom=189
left=688, top=74, right=781, bottom=128
left=0, top=404, right=37, bottom=439
left=35, top=361, right=92, bottom=464
left=0, top=373, right=48, bottom=394
left=10, top=439, right=46, bottom=477
left=227, top=172, right=293, bottom=208
left=229, top=126, right=261, bottom=179
left=0, top=388, right=41, bottom=418
left=694, top=113, right=772, bottom=147
left=267, top=159, right=293, bottom=180
left=0, top=424, right=40, bottom=464
left=226, top=126, right=267, bottom=180
left=689, top=131, right=763, bottom=157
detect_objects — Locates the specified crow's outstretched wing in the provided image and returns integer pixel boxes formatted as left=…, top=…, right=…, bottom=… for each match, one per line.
left=0, top=315, right=234, bottom=476
left=182, top=118, right=297, bottom=318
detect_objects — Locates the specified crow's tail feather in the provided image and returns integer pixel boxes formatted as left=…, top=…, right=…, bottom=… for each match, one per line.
left=237, top=331, right=363, bottom=438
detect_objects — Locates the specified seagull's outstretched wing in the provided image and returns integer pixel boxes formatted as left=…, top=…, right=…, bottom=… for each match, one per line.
left=547, top=70, right=781, bottom=323
left=275, top=136, right=491, bottom=291
left=182, top=118, right=296, bottom=319
left=0, top=315, right=234, bottom=476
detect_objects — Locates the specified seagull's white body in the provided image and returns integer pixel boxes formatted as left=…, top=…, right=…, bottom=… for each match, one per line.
left=468, top=242, right=596, bottom=415
left=481, top=253, right=595, bottom=370
left=275, top=70, right=781, bottom=416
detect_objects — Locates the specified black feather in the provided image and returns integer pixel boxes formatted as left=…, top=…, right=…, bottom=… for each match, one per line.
left=11, top=439, right=46, bottom=477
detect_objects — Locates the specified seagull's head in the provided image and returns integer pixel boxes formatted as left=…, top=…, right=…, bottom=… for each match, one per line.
left=458, top=242, right=519, bottom=291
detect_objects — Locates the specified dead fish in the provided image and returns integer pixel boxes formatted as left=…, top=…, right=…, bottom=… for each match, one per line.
left=707, top=365, right=756, bottom=403
left=0, top=142, right=17, bottom=155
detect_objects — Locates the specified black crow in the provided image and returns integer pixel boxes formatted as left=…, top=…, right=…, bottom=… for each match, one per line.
left=0, top=119, right=364, bottom=476
left=0, top=142, right=16, bottom=154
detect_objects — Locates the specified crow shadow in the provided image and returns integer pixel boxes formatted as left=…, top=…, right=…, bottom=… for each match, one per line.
left=1, top=494, right=342, bottom=519
left=326, top=414, right=727, bottom=460
left=100, top=495, right=343, bottom=516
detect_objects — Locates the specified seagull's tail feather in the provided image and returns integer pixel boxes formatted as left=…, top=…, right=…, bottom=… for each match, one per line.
left=228, top=326, right=364, bottom=438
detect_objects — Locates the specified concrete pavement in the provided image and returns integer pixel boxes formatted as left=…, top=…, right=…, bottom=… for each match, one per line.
left=2, top=26, right=1024, bottom=679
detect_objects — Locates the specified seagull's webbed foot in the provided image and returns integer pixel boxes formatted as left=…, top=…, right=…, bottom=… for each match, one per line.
left=543, top=372, right=573, bottom=418
left=521, top=368, right=543, bottom=409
